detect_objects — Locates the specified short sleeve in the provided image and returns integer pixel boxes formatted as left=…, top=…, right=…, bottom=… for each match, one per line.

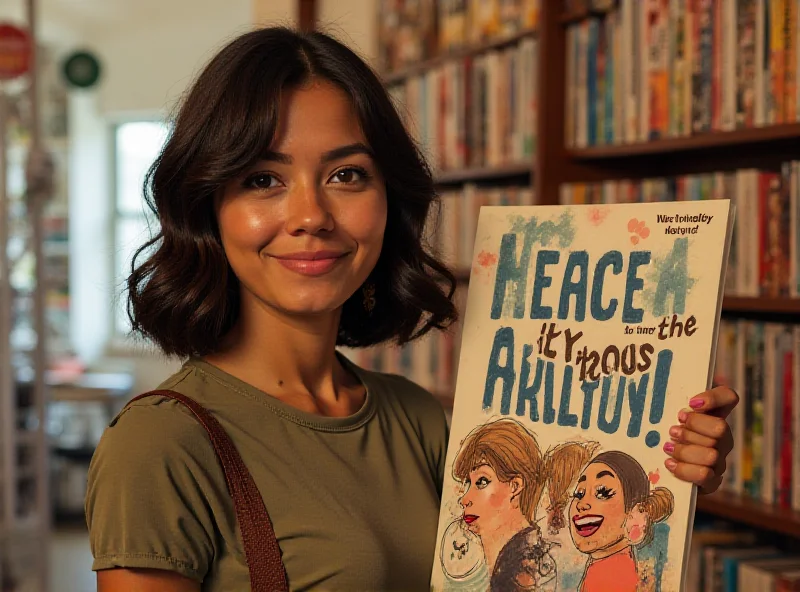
left=85, top=399, right=225, bottom=581
left=388, top=375, right=450, bottom=497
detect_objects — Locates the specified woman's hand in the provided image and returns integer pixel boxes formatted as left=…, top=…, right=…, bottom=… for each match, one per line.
left=662, top=385, right=738, bottom=494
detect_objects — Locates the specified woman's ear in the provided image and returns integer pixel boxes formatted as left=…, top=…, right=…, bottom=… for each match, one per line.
left=623, top=503, right=649, bottom=546
left=510, top=476, right=525, bottom=502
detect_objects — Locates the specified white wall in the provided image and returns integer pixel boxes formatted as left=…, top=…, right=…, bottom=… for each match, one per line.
left=67, top=0, right=262, bottom=390
left=253, top=0, right=296, bottom=28
left=318, top=0, right=378, bottom=66
left=91, top=2, right=252, bottom=118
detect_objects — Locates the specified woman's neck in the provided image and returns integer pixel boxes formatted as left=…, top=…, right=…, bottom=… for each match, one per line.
left=590, top=537, right=632, bottom=561
left=481, top=514, right=531, bottom=574
left=203, top=295, right=364, bottom=417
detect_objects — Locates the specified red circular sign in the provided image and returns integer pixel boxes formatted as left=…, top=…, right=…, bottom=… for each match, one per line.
left=0, top=23, right=30, bottom=80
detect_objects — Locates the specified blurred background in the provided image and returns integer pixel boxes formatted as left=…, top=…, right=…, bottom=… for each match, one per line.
left=0, top=1, right=376, bottom=591
left=3, top=0, right=800, bottom=591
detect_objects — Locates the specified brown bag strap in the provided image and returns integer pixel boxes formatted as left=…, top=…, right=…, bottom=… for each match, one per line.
left=127, top=389, right=289, bottom=592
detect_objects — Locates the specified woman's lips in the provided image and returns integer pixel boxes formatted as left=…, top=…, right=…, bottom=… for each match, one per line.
left=572, top=514, right=604, bottom=537
left=272, top=251, right=348, bottom=276
left=463, top=514, right=479, bottom=525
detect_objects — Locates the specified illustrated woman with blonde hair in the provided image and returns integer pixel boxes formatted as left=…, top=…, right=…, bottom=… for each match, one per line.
left=447, top=418, right=598, bottom=591
left=569, top=451, right=674, bottom=592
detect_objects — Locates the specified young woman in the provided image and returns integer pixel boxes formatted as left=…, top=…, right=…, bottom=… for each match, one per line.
left=449, top=418, right=598, bottom=591
left=568, top=451, right=675, bottom=592
left=85, top=26, right=739, bottom=592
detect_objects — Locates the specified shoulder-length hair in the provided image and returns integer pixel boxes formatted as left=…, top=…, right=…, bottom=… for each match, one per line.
left=127, top=26, right=457, bottom=357
left=453, top=418, right=598, bottom=532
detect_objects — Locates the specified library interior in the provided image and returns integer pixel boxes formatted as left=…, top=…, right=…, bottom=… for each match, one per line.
left=0, top=0, right=799, bottom=590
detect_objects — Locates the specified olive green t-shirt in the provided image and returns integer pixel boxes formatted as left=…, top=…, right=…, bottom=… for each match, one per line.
left=85, top=356, right=449, bottom=591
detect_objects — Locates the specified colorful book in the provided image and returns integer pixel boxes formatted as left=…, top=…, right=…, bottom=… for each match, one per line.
left=430, top=200, right=735, bottom=591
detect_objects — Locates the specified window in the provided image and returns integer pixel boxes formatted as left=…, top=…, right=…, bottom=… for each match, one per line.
left=113, top=121, right=170, bottom=336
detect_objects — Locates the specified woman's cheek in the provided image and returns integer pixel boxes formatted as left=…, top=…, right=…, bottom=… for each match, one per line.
left=488, top=491, right=506, bottom=510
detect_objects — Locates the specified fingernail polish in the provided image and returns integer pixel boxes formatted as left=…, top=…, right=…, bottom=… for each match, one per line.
left=669, top=426, right=681, bottom=438
left=663, top=442, right=675, bottom=454
left=689, top=397, right=704, bottom=409
left=678, top=410, right=688, bottom=423
left=665, top=459, right=677, bottom=471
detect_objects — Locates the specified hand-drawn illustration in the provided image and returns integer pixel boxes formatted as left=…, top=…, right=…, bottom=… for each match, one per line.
left=440, top=418, right=598, bottom=591
left=568, top=451, right=674, bottom=592
left=628, top=218, right=651, bottom=245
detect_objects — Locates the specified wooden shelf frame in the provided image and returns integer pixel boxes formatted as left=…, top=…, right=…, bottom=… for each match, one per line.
left=567, top=123, right=800, bottom=161
left=696, top=491, right=800, bottom=539
left=382, top=28, right=537, bottom=86
left=434, top=163, right=532, bottom=186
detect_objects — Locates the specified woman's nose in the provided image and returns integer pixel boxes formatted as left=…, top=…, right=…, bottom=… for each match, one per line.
left=285, top=181, right=334, bottom=235
left=577, top=499, right=591, bottom=512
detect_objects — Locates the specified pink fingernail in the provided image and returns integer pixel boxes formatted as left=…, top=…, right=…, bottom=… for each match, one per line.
left=669, top=426, right=681, bottom=438
left=678, top=410, right=688, bottom=423
left=689, top=397, right=704, bottom=409
left=665, top=459, right=677, bottom=471
left=663, top=442, right=675, bottom=454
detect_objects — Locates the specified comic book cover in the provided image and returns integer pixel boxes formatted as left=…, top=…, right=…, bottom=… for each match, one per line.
left=430, top=201, right=734, bottom=591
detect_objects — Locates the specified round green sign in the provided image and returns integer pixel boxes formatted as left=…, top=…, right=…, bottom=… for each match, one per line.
left=62, top=51, right=101, bottom=89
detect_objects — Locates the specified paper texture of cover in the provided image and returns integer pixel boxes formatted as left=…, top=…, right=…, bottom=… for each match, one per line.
left=431, top=201, right=734, bottom=592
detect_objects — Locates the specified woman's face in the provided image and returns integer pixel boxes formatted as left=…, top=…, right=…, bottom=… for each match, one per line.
left=458, top=464, right=522, bottom=537
left=568, top=462, right=627, bottom=554
left=217, top=80, right=387, bottom=319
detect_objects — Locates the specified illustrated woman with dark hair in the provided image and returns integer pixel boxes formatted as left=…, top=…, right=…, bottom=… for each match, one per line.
left=83, top=24, right=738, bottom=592
left=445, top=418, right=598, bottom=591
left=569, top=451, right=675, bottom=592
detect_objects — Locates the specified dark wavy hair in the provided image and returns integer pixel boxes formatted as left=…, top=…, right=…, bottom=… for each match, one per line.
left=126, top=26, right=457, bottom=358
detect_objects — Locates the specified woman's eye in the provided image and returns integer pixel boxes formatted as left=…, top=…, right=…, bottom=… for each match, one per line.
left=244, top=173, right=280, bottom=189
left=573, top=488, right=585, bottom=500
left=595, top=485, right=616, bottom=500
left=329, top=167, right=367, bottom=184
left=475, top=477, right=490, bottom=489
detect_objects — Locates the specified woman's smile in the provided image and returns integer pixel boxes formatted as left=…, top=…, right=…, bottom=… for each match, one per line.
left=463, top=514, right=478, bottom=525
left=572, top=514, right=604, bottom=537
left=269, top=250, right=351, bottom=276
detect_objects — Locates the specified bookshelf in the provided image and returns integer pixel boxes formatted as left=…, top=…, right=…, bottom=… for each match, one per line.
left=383, top=28, right=537, bottom=86
left=547, top=0, right=800, bottom=540
left=374, top=0, right=800, bottom=541
left=696, top=491, right=800, bottom=539
left=434, top=163, right=531, bottom=187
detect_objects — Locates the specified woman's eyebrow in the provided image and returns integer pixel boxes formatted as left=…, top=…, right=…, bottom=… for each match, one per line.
left=596, top=470, right=615, bottom=480
left=321, top=142, right=374, bottom=163
left=258, top=143, right=374, bottom=166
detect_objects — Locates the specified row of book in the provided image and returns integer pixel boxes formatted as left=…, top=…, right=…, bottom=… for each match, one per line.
left=377, top=0, right=540, bottom=74
left=388, top=36, right=537, bottom=172
left=688, top=522, right=800, bottom=591
left=714, top=320, right=800, bottom=511
left=561, top=162, right=800, bottom=298
left=438, top=185, right=534, bottom=270
left=565, top=0, right=800, bottom=149
left=339, top=298, right=465, bottom=408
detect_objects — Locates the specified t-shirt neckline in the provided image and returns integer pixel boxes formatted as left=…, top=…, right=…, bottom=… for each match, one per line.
left=184, top=352, right=377, bottom=433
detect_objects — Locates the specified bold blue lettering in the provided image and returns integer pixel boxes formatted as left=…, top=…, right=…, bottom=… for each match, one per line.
left=654, top=238, right=689, bottom=316
left=622, top=251, right=651, bottom=323
left=598, top=375, right=626, bottom=434
left=591, top=251, right=623, bottom=321
left=530, top=250, right=559, bottom=320
left=483, top=327, right=516, bottom=411
left=557, top=365, right=579, bottom=427
left=558, top=251, right=589, bottom=322
left=491, top=234, right=531, bottom=319
left=516, top=346, right=542, bottom=422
